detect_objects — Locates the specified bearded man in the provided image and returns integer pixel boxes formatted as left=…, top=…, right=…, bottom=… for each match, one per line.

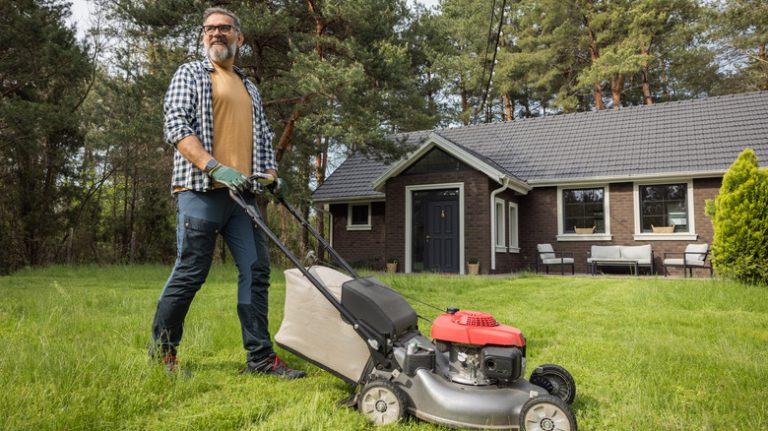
left=150, top=7, right=304, bottom=379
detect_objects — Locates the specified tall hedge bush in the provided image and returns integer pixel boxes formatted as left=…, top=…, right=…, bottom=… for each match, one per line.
left=706, top=149, right=768, bottom=285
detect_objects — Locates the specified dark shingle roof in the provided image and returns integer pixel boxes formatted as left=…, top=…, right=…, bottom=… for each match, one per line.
left=312, top=130, right=431, bottom=201
left=313, top=91, right=768, bottom=200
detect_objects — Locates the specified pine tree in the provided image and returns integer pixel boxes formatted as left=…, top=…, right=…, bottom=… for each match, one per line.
left=0, top=0, right=93, bottom=271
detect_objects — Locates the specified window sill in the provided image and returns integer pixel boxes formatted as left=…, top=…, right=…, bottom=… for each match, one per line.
left=346, top=225, right=372, bottom=231
left=633, top=233, right=698, bottom=241
left=508, top=247, right=520, bottom=254
left=495, top=246, right=507, bottom=253
left=557, top=234, right=612, bottom=242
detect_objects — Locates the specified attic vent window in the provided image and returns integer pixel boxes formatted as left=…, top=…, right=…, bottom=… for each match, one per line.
left=402, top=148, right=470, bottom=176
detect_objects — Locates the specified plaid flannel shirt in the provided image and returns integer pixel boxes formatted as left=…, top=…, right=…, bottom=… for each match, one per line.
left=164, top=58, right=277, bottom=192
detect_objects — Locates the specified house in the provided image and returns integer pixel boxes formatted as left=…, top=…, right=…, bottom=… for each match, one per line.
left=311, top=91, right=768, bottom=274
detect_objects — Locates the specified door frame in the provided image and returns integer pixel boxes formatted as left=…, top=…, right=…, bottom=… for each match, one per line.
left=405, top=183, right=465, bottom=274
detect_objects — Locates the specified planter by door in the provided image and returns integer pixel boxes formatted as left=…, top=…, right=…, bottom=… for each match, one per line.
left=386, top=262, right=398, bottom=273
left=467, top=263, right=479, bottom=275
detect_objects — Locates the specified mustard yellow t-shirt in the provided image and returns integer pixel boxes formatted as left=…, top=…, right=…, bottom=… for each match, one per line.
left=211, top=62, right=253, bottom=186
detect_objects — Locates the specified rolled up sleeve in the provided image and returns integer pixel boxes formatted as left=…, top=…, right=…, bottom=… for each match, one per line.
left=164, top=64, right=198, bottom=147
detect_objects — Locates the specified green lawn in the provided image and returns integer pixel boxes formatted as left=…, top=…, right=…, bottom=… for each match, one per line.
left=1, top=265, right=767, bottom=430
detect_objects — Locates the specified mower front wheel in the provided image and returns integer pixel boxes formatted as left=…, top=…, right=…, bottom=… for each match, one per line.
left=530, top=363, right=576, bottom=404
left=520, top=394, right=577, bottom=431
left=358, top=379, right=408, bottom=426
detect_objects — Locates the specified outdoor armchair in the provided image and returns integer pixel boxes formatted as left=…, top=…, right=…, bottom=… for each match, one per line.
left=663, top=243, right=712, bottom=277
left=536, top=244, right=575, bottom=275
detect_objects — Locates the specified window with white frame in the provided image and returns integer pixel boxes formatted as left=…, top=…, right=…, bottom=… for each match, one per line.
left=347, top=203, right=371, bottom=230
left=638, top=183, right=689, bottom=233
left=508, top=202, right=519, bottom=251
left=495, top=198, right=505, bottom=248
left=561, top=187, right=606, bottom=233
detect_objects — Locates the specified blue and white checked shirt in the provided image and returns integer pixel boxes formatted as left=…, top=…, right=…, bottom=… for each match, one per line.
left=164, top=58, right=277, bottom=192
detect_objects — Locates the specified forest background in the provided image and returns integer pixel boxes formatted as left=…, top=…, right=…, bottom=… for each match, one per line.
left=1, top=0, right=766, bottom=274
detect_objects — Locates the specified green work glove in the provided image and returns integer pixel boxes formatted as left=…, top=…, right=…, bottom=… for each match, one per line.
left=269, top=177, right=288, bottom=199
left=209, top=163, right=248, bottom=191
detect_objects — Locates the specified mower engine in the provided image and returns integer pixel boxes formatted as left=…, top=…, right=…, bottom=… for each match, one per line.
left=431, top=310, right=525, bottom=386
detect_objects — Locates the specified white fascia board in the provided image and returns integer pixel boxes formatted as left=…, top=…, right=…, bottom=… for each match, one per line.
left=371, top=138, right=436, bottom=191
left=312, top=195, right=386, bottom=204
left=527, top=170, right=726, bottom=187
left=372, top=132, right=531, bottom=195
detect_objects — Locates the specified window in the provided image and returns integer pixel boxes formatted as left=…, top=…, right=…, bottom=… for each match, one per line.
left=495, top=198, right=505, bottom=248
left=562, top=187, right=605, bottom=233
left=639, top=183, right=688, bottom=233
left=508, top=203, right=519, bottom=251
left=347, top=203, right=371, bottom=230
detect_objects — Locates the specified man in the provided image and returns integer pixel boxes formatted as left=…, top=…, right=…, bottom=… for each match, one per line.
left=151, top=7, right=304, bottom=379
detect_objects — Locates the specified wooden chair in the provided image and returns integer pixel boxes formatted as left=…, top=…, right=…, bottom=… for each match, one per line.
left=663, top=244, right=713, bottom=277
left=536, top=244, right=575, bottom=275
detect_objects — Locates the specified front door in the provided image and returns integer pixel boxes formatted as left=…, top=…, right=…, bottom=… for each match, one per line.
left=412, top=189, right=460, bottom=273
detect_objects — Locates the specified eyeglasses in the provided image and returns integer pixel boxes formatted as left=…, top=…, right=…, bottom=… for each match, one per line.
left=202, top=25, right=235, bottom=35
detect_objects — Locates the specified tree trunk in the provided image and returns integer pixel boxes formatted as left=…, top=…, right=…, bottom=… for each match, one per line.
left=584, top=11, right=605, bottom=111
left=275, top=108, right=302, bottom=163
left=522, top=93, right=532, bottom=118
left=461, top=88, right=469, bottom=125
left=129, top=173, right=138, bottom=262
left=313, top=136, right=327, bottom=257
left=760, top=41, right=767, bottom=90
left=660, top=58, right=670, bottom=99
left=611, top=74, right=623, bottom=109
left=503, top=94, right=513, bottom=121
left=641, top=60, right=653, bottom=105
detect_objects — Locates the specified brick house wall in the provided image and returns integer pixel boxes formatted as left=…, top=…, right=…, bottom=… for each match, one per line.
left=517, top=178, right=721, bottom=275
left=384, top=169, right=493, bottom=273
left=329, top=202, right=386, bottom=268
left=328, top=175, right=721, bottom=275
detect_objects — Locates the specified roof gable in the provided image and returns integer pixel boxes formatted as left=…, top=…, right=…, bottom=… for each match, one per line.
left=371, top=133, right=531, bottom=194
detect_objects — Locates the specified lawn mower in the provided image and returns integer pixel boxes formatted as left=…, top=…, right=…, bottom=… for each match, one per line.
left=231, top=175, right=578, bottom=430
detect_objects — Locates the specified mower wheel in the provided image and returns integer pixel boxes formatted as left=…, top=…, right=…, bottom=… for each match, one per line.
left=520, top=394, right=577, bottom=431
left=530, top=364, right=576, bottom=404
left=358, top=379, right=408, bottom=426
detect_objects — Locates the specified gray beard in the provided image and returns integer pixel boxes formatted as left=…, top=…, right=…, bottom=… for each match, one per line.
left=207, top=41, right=237, bottom=63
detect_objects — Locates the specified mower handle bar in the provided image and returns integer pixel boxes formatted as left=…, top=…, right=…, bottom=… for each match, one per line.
left=226, top=177, right=380, bottom=350
left=236, top=174, right=359, bottom=278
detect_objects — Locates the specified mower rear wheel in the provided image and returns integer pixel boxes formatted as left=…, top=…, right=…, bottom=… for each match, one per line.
left=530, top=364, right=576, bottom=404
left=358, top=379, right=407, bottom=426
left=520, top=394, right=577, bottom=431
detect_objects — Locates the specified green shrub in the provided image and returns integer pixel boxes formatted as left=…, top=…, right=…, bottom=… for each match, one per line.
left=706, top=149, right=768, bottom=285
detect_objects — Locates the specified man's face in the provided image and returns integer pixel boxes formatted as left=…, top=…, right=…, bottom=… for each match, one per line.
left=202, top=13, right=243, bottom=64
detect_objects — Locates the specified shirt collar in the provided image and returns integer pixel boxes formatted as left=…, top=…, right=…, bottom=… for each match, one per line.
left=202, top=57, right=246, bottom=78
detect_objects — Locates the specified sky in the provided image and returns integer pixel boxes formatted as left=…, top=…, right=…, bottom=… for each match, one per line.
left=67, top=0, right=440, bottom=38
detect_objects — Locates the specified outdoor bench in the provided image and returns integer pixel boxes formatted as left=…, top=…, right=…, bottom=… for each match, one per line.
left=587, top=245, right=654, bottom=275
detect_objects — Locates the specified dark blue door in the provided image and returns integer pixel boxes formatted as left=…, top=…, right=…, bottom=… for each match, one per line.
left=425, top=200, right=459, bottom=273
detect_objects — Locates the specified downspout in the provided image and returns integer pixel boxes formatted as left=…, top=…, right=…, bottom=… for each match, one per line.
left=490, top=178, right=511, bottom=272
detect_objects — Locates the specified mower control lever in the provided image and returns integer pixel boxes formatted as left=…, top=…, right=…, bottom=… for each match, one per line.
left=247, top=173, right=275, bottom=186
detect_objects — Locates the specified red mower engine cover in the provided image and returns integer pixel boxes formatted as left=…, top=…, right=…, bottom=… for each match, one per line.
left=431, top=310, right=525, bottom=347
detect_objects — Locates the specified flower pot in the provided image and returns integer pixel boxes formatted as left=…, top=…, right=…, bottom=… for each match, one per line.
left=467, top=263, right=479, bottom=275
left=386, top=262, right=398, bottom=273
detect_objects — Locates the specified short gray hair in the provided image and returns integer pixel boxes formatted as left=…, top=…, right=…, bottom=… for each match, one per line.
left=202, top=7, right=241, bottom=31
